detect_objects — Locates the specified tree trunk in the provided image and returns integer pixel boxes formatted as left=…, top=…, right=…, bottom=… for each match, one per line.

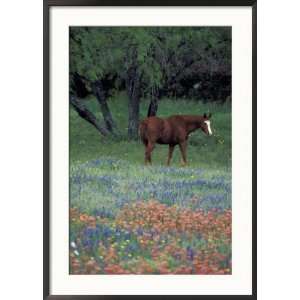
left=70, top=95, right=109, bottom=136
left=126, top=66, right=141, bottom=140
left=71, top=72, right=89, bottom=98
left=147, top=86, right=159, bottom=117
left=92, top=80, right=117, bottom=133
left=128, top=93, right=140, bottom=139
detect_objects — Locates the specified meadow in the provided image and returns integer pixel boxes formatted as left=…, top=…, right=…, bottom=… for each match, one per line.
left=70, top=93, right=232, bottom=275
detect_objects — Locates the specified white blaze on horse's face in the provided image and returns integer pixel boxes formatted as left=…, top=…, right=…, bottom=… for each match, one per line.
left=204, top=120, right=212, bottom=136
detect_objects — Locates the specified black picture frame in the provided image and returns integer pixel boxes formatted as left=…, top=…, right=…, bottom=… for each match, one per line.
left=44, top=1, right=257, bottom=299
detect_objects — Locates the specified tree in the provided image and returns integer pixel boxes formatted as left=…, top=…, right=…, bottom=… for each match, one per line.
left=121, top=28, right=163, bottom=138
left=69, top=27, right=232, bottom=139
left=126, top=54, right=141, bottom=139
left=70, top=27, right=123, bottom=136
left=147, top=86, right=159, bottom=117
left=70, top=27, right=163, bottom=139
left=151, top=27, right=231, bottom=101
left=70, top=95, right=109, bottom=136
left=91, top=80, right=117, bottom=133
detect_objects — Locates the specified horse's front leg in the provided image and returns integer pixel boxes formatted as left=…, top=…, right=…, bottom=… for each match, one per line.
left=167, top=144, right=175, bottom=166
left=145, top=142, right=155, bottom=165
left=179, top=141, right=188, bottom=166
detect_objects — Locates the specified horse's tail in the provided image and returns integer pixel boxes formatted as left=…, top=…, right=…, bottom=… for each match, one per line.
left=147, top=105, right=153, bottom=117
left=139, top=121, right=148, bottom=144
left=147, top=98, right=158, bottom=117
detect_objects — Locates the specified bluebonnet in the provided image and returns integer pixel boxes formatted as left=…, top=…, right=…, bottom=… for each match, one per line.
left=186, top=246, right=195, bottom=261
left=70, top=157, right=232, bottom=213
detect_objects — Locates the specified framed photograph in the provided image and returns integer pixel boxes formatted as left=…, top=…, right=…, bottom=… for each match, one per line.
left=44, top=0, right=257, bottom=299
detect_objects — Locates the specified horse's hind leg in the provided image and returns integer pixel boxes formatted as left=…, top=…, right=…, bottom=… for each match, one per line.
left=145, top=142, right=155, bottom=165
left=142, top=139, right=148, bottom=164
left=179, top=141, right=188, bottom=166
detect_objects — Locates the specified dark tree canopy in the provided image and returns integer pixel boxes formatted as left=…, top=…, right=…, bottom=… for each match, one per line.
left=69, top=27, right=231, bottom=139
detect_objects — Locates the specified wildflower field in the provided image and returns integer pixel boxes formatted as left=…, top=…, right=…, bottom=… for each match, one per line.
left=70, top=97, right=232, bottom=275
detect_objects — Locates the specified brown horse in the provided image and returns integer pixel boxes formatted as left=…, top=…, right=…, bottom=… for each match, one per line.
left=139, top=113, right=212, bottom=165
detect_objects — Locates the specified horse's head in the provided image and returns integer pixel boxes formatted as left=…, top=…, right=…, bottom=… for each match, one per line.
left=200, top=113, right=213, bottom=136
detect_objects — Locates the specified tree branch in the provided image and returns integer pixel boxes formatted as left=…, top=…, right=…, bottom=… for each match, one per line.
left=91, top=80, right=118, bottom=134
left=70, top=95, right=109, bottom=137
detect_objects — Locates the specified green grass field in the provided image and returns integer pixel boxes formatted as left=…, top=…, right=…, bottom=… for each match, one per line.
left=69, top=93, right=232, bottom=275
left=70, top=92, right=231, bottom=170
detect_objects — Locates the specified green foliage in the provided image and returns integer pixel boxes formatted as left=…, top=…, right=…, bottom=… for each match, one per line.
left=70, top=27, right=124, bottom=80
left=70, top=27, right=162, bottom=90
left=70, top=27, right=231, bottom=97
